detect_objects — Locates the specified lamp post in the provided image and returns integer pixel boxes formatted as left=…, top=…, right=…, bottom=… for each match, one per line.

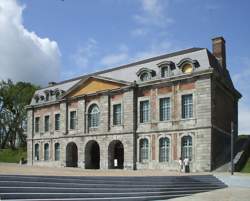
left=231, top=121, right=234, bottom=175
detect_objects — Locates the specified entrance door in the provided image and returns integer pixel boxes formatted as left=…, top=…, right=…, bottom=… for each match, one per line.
left=66, top=142, right=78, bottom=167
left=108, top=140, right=124, bottom=169
left=85, top=140, right=100, bottom=169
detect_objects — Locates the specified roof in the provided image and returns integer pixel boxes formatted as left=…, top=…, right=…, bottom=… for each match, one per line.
left=41, top=47, right=205, bottom=90
left=30, top=47, right=240, bottom=106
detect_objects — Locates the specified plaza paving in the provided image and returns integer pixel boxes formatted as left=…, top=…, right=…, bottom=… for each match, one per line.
left=0, top=163, right=249, bottom=201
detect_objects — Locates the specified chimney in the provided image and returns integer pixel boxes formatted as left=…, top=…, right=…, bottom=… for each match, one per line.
left=212, top=36, right=226, bottom=69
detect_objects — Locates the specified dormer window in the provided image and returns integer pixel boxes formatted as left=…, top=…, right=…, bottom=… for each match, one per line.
left=161, top=66, right=170, bottom=77
left=136, top=68, right=156, bottom=82
left=177, top=58, right=199, bottom=74
left=182, top=63, right=193, bottom=74
left=140, top=72, right=150, bottom=81
left=55, top=91, right=60, bottom=99
left=54, top=89, right=61, bottom=100
left=157, top=61, right=175, bottom=78
left=45, top=93, right=49, bottom=101
left=40, top=95, right=44, bottom=101
left=34, top=95, right=39, bottom=103
left=44, top=90, right=50, bottom=101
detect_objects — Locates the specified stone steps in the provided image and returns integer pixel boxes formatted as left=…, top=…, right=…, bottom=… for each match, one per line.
left=0, top=174, right=226, bottom=200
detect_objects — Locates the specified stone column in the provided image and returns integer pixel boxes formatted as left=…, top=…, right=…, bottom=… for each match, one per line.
left=77, top=99, right=85, bottom=134
left=60, top=101, right=68, bottom=135
left=27, top=108, right=34, bottom=165
left=100, top=95, right=109, bottom=132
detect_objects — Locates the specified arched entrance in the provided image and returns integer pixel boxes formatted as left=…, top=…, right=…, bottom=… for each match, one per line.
left=85, top=140, right=100, bottom=169
left=66, top=142, right=78, bottom=167
left=108, top=140, right=124, bottom=169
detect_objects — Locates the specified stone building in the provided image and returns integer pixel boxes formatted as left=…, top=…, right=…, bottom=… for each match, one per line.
left=26, top=37, right=241, bottom=172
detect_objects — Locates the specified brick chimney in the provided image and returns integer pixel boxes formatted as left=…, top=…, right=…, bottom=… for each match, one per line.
left=212, top=36, right=226, bottom=69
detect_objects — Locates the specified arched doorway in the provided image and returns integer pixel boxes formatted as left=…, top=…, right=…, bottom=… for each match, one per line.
left=108, top=140, right=124, bottom=169
left=85, top=140, right=100, bottom=169
left=66, top=142, right=78, bottom=167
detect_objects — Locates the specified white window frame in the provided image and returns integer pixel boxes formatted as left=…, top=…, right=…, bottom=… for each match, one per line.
left=181, top=94, right=193, bottom=119
left=139, top=99, right=150, bottom=123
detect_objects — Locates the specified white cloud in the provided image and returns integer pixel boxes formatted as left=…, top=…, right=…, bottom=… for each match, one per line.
left=100, top=44, right=129, bottom=67
left=0, top=0, right=61, bottom=86
left=71, top=38, right=98, bottom=69
left=134, top=40, right=175, bottom=60
left=100, top=39, right=177, bottom=68
left=100, top=53, right=129, bottom=67
left=131, top=28, right=148, bottom=37
left=134, top=0, right=173, bottom=27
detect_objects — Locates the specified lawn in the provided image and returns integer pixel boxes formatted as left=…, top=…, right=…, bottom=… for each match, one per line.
left=0, top=148, right=27, bottom=163
left=241, top=157, right=250, bottom=173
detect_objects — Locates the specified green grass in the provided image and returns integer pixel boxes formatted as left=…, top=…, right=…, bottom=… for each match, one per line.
left=241, top=157, right=250, bottom=173
left=0, top=148, right=27, bottom=163
left=238, top=135, right=250, bottom=140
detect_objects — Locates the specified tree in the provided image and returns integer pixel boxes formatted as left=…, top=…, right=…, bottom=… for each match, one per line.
left=0, top=79, right=38, bottom=149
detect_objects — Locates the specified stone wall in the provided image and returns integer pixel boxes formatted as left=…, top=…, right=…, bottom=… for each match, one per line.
left=27, top=73, right=238, bottom=172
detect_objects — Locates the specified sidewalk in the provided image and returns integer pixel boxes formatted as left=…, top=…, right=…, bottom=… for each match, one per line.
left=168, top=187, right=250, bottom=201
left=0, top=162, right=206, bottom=176
left=168, top=173, right=250, bottom=201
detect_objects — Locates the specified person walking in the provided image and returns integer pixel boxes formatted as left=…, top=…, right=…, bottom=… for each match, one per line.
left=183, top=157, right=190, bottom=173
left=178, top=157, right=183, bottom=172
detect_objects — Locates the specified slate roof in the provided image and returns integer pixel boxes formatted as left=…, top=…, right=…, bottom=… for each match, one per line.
left=30, top=47, right=240, bottom=106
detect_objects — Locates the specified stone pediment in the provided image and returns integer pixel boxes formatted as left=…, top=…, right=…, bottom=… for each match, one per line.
left=65, top=76, right=129, bottom=98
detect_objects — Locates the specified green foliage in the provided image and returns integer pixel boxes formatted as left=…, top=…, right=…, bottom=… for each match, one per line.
left=0, top=148, right=27, bottom=163
left=0, top=79, right=39, bottom=149
left=241, top=157, right=250, bottom=173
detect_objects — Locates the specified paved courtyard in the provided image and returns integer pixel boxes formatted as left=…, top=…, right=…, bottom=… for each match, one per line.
left=0, top=163, right=250, bottom=201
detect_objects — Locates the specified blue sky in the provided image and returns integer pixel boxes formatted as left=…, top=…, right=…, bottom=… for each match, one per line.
left=0, top=0, right=250, bottom=133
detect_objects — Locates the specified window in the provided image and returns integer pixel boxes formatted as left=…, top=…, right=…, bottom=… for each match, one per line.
left=182, top=94, right=193, bottom=119
left=44, top=143, right=49, bottom=161
left=140, top=73, right=150, bottom=81
left=159, top=98, right=171, bottom=121
left=34, top=144, right=39, bottom=160
left=55, top=91, right=60, bottom=99
left=182, top=63, right=193, bottom=74
left=55, top=113, right=60, bottom=131
left=139, top=139, right=149, bottom=162
left=159, top=138, right=170, bottom=162
left=54, top=143, right=60, bottom=161
left=44, top=115, right=50, bottom=132
left=88, top=104, right=100, bottom=128
left=161, top=66, right=171, bottom=77
left=35, top=96, right=39, bottom=103
left=70, top=111, right=77, bottom=130
left=113, top=104, right=122, bottom=125
left=35, top=117, right=40, bottom=133
left=45, top=93, right=49, bottom=101
left=140, top=100, right=149, bottom=123
left=181, top=136, right=192, bottom=160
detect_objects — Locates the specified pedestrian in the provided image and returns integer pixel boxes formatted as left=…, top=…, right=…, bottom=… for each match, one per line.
left=183, top=157, right=190, bottom=173
left=178, top=157, right=183, bottom=172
